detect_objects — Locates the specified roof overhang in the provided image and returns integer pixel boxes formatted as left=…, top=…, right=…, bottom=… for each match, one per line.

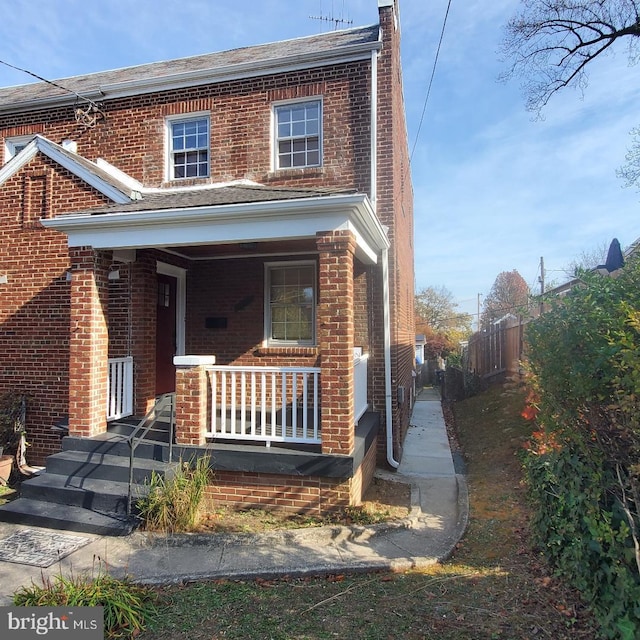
left=41, top=193, right=390, bottom=265
left=0, top=40, right=381, bottom=114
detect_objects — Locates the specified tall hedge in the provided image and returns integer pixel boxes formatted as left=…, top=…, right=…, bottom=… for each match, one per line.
left=524, top=257, right=640, bottom=640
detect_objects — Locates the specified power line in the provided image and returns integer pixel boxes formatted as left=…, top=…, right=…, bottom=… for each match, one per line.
left=409, top=0, right=453, bottom=163
left=0, top=58, right=105, bottom=126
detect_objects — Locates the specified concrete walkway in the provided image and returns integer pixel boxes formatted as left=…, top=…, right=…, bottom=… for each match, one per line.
left=0, top=388, right=467, bottom=604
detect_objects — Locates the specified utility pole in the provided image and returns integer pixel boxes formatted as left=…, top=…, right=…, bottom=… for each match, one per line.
left=538, top=256, right=545, bottom=316
left=477, top=293, right=482, bottom=332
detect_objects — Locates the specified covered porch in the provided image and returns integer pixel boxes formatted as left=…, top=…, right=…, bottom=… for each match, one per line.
left=44, top=187, right=393, bottom=511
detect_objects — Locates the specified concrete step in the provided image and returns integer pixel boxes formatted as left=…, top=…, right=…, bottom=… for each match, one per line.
left=62, top=433, right=169, bottom=461
left=45, top=450, right=178, bottom=484
left=19, top=473, right=149, bottom=516
left=107, top=420, right=172, bottom=444
left=0, top=498, right=136, bottom=536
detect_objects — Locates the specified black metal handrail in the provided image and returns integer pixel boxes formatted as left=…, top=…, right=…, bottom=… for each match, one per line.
left=126, top=393, right=175, bottom=516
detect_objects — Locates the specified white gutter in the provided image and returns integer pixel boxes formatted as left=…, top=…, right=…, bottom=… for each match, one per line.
left=382, top=248, right=399, bottom=468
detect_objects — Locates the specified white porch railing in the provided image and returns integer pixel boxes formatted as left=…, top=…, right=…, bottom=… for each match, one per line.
left=206, top=365, right=321, bottom=446
left=107, top=356, right=134, bottom=420
left=354, top=353, right=369, bottom=424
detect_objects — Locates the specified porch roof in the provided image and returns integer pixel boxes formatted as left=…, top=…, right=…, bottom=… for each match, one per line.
left=41, top=186, right=390, bottom=265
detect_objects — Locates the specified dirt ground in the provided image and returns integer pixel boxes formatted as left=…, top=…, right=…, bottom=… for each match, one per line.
left=194, top=475, right=412, bottom=534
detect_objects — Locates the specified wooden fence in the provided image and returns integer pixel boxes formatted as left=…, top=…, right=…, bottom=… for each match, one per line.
left=465, top=316, right=526, bottom=379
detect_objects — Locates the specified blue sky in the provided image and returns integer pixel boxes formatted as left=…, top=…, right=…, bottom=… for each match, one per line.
left=1, top=0, right=638, bottom=323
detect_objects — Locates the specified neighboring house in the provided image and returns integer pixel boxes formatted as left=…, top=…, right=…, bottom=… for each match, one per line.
left=0, top=0, right=414, bottom=532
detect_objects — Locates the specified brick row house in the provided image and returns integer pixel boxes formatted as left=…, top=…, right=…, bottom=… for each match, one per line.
left=0, top=0, right=415, bottom=533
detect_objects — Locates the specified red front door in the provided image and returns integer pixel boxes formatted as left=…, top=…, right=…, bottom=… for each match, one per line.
left=156, top=273, right=177, bottom=395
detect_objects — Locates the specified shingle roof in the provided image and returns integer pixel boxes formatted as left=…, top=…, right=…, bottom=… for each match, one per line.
left=74, top=184, right=356, bottom=216
left=0, top=25, right=380, bottom=109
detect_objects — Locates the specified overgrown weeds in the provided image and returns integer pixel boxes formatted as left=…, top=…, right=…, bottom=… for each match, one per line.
left=137, top=455, right=212, bottom=533
left=13, top=559, right=158, bottom=639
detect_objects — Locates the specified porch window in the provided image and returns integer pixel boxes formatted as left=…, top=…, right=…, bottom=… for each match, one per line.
left=167, top=114, right=209, bottom=179
left=274, top=100, right=321, bottom=169
left=266, top=262, right=316, bottom=344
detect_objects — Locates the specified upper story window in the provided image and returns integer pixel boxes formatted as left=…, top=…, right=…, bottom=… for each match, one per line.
left=265, top=262, right=316, bottom=345
left=274, top=100, right=321, bottom=170
left=4, top=135, right=34, bottom=164
left=167, top=115, right=209, bottom=180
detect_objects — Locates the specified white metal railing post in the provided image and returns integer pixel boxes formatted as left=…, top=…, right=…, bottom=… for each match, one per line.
left=106, top=356, right=134, bottom=420
left=353, top=353, right=369, bottom=424
left=205, top=365, right=321, bottom=445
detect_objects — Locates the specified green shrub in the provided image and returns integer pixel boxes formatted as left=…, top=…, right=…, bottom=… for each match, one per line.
left=137, top=455, right=213, bottom=533
left=13, top=565, right=158, bottom=639
left=523, top=256, right=640, bottom=639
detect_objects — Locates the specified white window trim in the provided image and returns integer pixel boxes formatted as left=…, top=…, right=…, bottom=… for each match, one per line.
left=272, top=97, right=323, bottom=171
left=4, top=135, right=35, bottom=164
left=264, top=260, right=317, bottom=346
left=164, top=112, right=210, bottom=181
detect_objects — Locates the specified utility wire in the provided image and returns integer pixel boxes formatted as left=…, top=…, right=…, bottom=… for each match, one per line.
left=409, top=0, right=453, bottom=163
left=0, top=58, right=103, bottom=112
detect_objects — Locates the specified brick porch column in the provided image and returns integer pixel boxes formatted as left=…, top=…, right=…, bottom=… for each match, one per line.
left=68, top=247, right=110, bottom=438
left=129, top=253, right=157, bottom=416
left=317, top=230, right=356, bottom=456
left=173, top=356, right=215, bottom=446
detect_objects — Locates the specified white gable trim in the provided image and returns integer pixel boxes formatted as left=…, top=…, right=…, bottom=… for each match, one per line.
left=41, top=194, right=389, bottom=265
left=0, top=135, right=133, bottom=204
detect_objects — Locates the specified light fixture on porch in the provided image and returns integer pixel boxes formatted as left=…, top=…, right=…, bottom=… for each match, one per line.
left=108, top=269, right=120, bottom=281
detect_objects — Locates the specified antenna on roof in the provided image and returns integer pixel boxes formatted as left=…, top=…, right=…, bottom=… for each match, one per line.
left=310, top=0, right=353, bottom=30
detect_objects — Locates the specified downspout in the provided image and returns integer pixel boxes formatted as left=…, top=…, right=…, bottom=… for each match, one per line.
left=382, top=248, right=399, bottom=468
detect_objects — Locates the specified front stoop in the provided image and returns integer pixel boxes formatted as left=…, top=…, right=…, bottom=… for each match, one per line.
left=0, top=432, right=178, bottom=536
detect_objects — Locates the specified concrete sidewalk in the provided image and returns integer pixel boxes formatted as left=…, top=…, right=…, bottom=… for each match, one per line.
left=0, top=387, right=467, bottom=604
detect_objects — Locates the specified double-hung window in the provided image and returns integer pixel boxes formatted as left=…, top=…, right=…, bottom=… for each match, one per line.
left=168, top=115, right=209, bottom=179
left=266, top=262, right=316, bottom=345
left=274, top=100, right=321, bottom=169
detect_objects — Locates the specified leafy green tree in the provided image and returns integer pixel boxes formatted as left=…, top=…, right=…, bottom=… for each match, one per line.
left=415, top=286, right=472, bottom=357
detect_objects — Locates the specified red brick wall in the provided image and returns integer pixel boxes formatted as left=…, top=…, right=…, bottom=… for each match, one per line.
left=0, top=63, right=372, bottom=193
left=185, top=255, right=320, bottom=369
left=202, top=470, right=353, bottom=515
left=374, top=1, right=416, bottom=463
left=0, top=156, right=110, bottom=463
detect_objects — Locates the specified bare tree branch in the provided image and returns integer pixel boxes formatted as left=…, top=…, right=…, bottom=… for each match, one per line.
left=501, top=0, right=640, bottom=113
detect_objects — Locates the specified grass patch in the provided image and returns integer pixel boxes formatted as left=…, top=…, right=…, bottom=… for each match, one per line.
left=138, top=382, right=599, bottom=639
left=14, top=561, right=158, bottom=639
